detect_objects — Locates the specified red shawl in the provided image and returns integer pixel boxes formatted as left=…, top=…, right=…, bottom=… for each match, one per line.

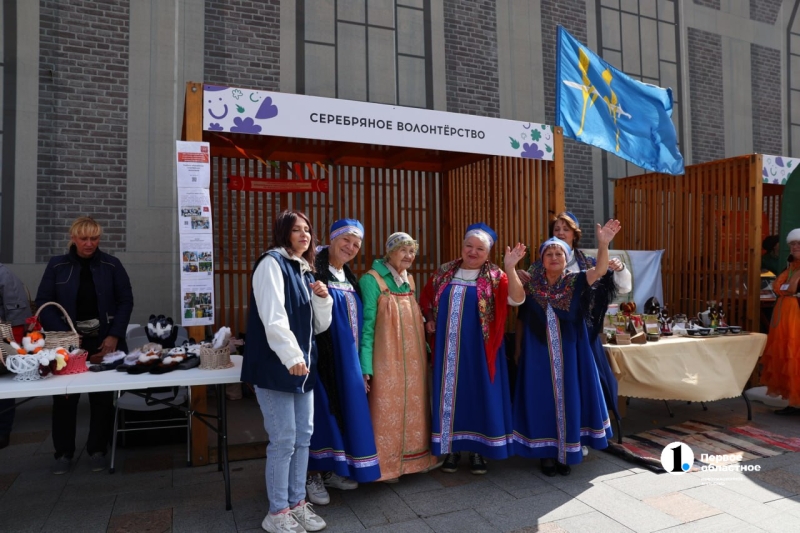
left=427, top=259, right=508, bottom=381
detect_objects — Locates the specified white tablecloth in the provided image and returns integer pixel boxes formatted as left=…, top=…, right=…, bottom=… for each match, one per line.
left=604, top=335, right=765, bottom=402
left=0, top=355, right=242, bottom=399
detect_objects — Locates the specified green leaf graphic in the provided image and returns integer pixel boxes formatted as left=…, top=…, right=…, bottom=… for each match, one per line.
left=545, top=145, right=552, bottom=153
left=236, top=104, right=245, bottom=113
left=789, top=161, right=793, bottom=168
left=509, top=137, right=520, bottom=149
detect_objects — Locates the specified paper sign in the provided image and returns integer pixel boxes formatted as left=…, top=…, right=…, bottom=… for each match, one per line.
left=180, top=234, right=214, bottom=279
left=181, top=279, right=215, bottom=326
left=177, top=141, right=211, bottom=188
left=178, top=188, right=213, bottom=234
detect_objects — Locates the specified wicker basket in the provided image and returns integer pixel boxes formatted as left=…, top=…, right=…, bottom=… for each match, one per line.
left=199, top=345, right=233, bottom=370
left=53, top=349, right=88, bottom=375
left=5, top=354, right=48, bottom=381
left=34, top=302, right=81, bottom=350
left=0, top=322, right=14, bottom=364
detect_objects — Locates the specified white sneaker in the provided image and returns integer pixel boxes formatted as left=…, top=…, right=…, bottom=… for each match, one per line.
left=305, top=474, right=330, bottom=505
left=291, top=501, right=327, bottom=532
left=582, top=446, right=589, bottom=457
left=261, top=510, right=306, bottom=533
left=322, top=471, right=358, bottom=490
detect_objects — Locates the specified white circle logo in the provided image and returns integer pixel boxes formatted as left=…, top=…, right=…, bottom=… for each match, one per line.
left=660, top=442, right=694, bottom=474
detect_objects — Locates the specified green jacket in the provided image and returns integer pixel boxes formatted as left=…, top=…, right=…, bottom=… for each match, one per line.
left=358, top=259, right=413, bottom=376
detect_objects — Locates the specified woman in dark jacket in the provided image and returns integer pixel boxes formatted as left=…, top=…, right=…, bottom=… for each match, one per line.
left=35, top=217, right=133, bottom=475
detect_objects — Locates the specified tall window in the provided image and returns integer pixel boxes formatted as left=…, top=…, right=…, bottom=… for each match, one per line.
left=597, top=0, right=682, bottom=178
left=297, top=0, right=433, bottom=108
left=788, top=2, right=800, bottom=155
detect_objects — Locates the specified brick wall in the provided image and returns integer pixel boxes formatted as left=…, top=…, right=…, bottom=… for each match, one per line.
left=688, top=28, right=725, bottom=164
left=204, top=0, right=281, bottom=90
left=693, top=0, right=721, bottom=9
left=751, top=44, right=782, bottom=155
left=541, top=0, right=595, bottom=244
left=37, top=0, right=130, bottom=262
left=750, top=0, right=782, bottom=25
left=443, top=0, right=500, bottom=117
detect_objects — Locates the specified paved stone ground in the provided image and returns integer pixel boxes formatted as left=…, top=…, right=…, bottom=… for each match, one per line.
left=1, top=393, right=800, bottom=532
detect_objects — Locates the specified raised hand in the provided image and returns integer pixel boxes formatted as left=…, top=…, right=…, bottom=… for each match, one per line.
left=504, top=243, right=528, bottom=270
left=608, top=257, right=624, bottom=272
left=596, top=219, right=621, bottom=246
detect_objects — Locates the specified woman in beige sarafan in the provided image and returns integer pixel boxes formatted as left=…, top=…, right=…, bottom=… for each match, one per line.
left=358, top=232, right=435, bottom=482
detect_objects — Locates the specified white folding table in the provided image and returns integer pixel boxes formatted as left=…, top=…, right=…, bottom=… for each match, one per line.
left=0, top=355, right=242, bottom=510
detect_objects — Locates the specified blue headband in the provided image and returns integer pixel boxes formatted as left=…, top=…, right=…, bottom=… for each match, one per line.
left=465, top=222, right=497, bottom=247
left=564, top=212, right=579, bottom=228
left=539, top=236, right=572, bottom=258
left=330, top=218, right=364, bottom=241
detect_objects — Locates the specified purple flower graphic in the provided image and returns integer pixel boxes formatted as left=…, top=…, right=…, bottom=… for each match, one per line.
left=256, top=96, right=279, bottom=119
left=230, top=117, right=262, bottom=134
left=520, top=142, right=544, bottom=159
left=776, top=156, right=785, bottom=167
left=208, top=122, right=224, bottom=131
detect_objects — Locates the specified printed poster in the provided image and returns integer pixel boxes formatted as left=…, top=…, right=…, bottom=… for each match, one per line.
left=181, top=279, right=215, bottom=326
left=176, top=141, right=211, bottom=188
left=180, top=234, right=214, bottom=278
left=178, top=188, right=212, bottom=234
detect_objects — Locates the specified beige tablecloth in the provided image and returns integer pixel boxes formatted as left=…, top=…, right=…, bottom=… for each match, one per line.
left=604, top=333, right=766, bottom=402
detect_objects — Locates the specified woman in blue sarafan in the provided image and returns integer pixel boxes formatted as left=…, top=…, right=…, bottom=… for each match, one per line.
left=512, top=219, right=621, bottom=477
left=307, top=219, right=381, bottom=499
left=421, top=223, right=527, bottom=475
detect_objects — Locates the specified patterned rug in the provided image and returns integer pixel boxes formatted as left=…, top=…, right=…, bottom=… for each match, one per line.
left=605, top=419, right=800, bottom=473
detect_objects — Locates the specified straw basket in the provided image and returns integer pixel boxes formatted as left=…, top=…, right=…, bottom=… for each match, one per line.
left=199, top=345, right=233, bottom=370
left=5, top=354, right=47, bottom=381
left=53, top=349, right=88, bottom=375
left=34, top=302, right=80, bottom=350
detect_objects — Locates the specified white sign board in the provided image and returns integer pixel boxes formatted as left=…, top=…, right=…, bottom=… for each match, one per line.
left=202, top=85, right=555, bottom=161
left=762, top=154, right=800, bottom=185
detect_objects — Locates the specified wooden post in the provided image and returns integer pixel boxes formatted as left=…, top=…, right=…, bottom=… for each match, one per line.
left=747, top=155, right=763, bottom=334
left=551, top=127, right=566, bottom=215
left=183, top=81, right=210, bottom=466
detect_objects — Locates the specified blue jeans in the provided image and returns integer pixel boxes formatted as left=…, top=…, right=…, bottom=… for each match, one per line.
left=255, top=386, right=314, bottom=514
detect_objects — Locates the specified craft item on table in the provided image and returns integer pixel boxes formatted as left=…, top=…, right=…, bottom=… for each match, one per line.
left=146, top=314, right=180, bottom=349
left=88, top=350, right=127, bottom=372
left=212, top=327, right=232, bottom=349
left=658, top=305, right=673, bottom=336
left=619, top=301, right=637, bottom=316
left=198, top=327, right=234, bottom=370
left=150, top=346, right=189, bottom=374
left=127, top=343, right=163, bottom=374
left=628, top=314, right=645, bottom=335
left=643, top=297, right=661, bottom=316
left=643, top=314, right=661, bottom=342
left=685, top=319, right=712, bottom=337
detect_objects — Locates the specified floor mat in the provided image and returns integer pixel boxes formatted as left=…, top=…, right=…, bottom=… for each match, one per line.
left=605, top=419, right=800, bottom=473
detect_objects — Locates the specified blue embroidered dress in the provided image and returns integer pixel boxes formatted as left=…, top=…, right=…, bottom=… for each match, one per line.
left=512, top=269, right=612, bottom=465
left=431, top=269, right=514, bottom=459
left=308, top=256, right=381, bottom=482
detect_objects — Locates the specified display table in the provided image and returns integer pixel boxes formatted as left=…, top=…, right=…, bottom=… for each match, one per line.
left=604, top=334, right=766, bottom=407
left=0, top=356, right=242, bottom=510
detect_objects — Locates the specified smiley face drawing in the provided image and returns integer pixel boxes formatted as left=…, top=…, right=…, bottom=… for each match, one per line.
left=208, top=97, right=229, bottom=120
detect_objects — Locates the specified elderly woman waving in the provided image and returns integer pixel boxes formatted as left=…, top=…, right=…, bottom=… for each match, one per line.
left=421, top=223, right=526, bottom=475
left=359, top=232, right=435, bottom=482
left=513, top=220, right=620, bottom=477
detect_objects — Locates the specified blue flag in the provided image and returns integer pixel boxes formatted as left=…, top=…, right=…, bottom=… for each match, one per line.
left=556, top=26, right=684, bottom=175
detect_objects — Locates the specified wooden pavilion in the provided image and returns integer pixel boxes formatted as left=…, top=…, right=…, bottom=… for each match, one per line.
left=180, top=81, right=565, bottom=464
